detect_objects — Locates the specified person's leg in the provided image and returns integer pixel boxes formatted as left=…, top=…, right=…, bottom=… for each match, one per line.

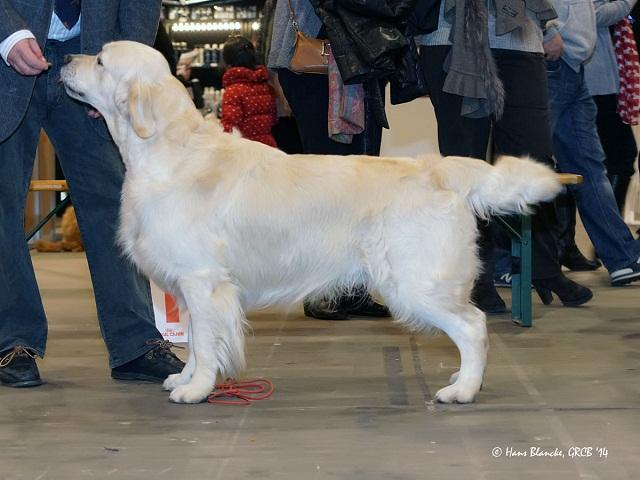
left=278, top=68, right=369, bottom=155
left=491, top=51, right=561, bottom=281
left=552, top=94, right=633, bottom=270
left=42, top=39, right=173, bottom=368
left=277, top=68, right=388, bottom=318
left=554, top=187, right=577, bottom=255
left=554, top=186, right=601, bottom=270
left=0, top=73, right=49, bottom=359
left=419, top=45, right=505, bottom=313
left=594, top=94, right=637, bottom=212
left=491, top=51, right=592, bottom=305
left=548, top=62, right=640, bottom=280
left=419, top=46, right=492, bottom=157
left=546, top=58, right=580, bottom=269
left=271, top=116, right=303, bottom=154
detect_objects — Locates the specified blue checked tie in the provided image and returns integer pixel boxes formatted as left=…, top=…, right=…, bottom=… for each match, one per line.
left=54, top=0, right=81, bottom=30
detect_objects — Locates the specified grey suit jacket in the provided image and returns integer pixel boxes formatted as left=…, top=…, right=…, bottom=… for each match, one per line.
left=0, top=0, right=162, bottom=142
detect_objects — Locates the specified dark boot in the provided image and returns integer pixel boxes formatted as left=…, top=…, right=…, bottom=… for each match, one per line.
left=555, top=188, right=601, bottom=270
left=303, top=288, right=391, bottom=320
left=608, top=174, right=631, bottom=214
left=559, top=244, right=602, bottom=271
left=555, top=187, right=577, bottom=255
left=341, top=287, right=391, bottom=317
left=533, top=273, right=593, bottom=307
left=473, top=220, right=506, bottom=314
left=471, top=281, right=507, bottom=314
left=303, top=299, right=349, bottom=320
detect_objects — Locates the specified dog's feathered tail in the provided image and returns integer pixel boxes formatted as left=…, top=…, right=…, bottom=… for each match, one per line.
left=432, top=155, right=562, bottom=219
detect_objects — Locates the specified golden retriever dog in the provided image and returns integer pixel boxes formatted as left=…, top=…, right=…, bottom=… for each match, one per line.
left=60, top=41, right=561, bottom=404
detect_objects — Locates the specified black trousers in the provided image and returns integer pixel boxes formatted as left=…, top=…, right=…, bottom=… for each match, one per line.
left=277, top=68, right=383, bottom=156
left=272, top=116, right=304, bottom=154
left=594, top=94, right=638, bottom=177
left=419, top=46, right=561, bottom=280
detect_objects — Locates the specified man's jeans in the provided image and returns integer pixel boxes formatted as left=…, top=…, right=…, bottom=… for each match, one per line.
left=0, top=38, right=162, bottom=367
left=546, top=59, right=640, bottom=272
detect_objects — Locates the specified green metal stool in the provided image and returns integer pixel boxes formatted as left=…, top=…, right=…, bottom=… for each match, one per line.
left=499, top=173, right=583, bottom=328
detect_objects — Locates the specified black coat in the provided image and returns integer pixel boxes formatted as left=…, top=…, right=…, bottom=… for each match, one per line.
left=309, top=0, right=415, bottom=84
left=309, top=0, right=426, bottom=127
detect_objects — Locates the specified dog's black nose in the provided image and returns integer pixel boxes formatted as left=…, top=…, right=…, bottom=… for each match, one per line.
left=63, top=55, right=73, bottom=64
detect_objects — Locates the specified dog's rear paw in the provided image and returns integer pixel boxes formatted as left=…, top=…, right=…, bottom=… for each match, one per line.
left=169, top=383, right=212, bottom=404
left=163, top=373, right=190, bottom=391
left=435, top=383, right=477, bottom=404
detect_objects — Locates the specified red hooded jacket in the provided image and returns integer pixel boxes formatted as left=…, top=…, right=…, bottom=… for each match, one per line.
left=221, top=65, right=278, bottom=148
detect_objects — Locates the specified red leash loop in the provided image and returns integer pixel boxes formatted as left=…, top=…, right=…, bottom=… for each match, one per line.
left=207, top=378, right=275, bottom=405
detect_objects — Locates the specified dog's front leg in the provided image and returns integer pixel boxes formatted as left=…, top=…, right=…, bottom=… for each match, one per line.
left=169, top=277, right=246, bottom=404
left=163, top=320, right=196, bottom=391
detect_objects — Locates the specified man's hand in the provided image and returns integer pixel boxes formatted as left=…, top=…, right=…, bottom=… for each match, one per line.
left=543, top=34, right=564, bottom=61
left=7, top=38, right=48, bottom=75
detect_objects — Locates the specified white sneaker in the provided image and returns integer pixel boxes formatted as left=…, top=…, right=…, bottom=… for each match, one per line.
left=493, top=273, right=512, bottom=288
left=609, top=256, right=640, bottom=286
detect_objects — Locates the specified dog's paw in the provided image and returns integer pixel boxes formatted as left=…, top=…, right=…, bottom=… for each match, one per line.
left=169, top=383, right=212, bottom=404
left=448, top=371, right=460, bottom=385
left=163, top=373, right=190, bottom=391
left=435, top=383, right=477, bottom=404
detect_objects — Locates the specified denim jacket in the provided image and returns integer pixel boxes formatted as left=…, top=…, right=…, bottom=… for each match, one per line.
left=546, top=0, right=597, bottom=70
left=267, top=0, right=323, bottom=69
left=584, top=0, right=636, bottom=95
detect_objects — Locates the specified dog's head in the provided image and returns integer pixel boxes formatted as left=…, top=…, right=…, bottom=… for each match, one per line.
left=61, top=41, right=192, bottom=140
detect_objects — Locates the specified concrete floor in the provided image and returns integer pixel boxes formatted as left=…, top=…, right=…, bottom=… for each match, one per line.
left=1, top=252, right=639, bottom=480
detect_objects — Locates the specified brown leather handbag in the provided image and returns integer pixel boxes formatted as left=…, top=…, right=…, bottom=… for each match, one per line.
left=287, top=0, right=330, bottom=74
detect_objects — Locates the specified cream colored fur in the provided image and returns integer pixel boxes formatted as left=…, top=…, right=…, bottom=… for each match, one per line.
left=61, top=41, right=562, bottom=404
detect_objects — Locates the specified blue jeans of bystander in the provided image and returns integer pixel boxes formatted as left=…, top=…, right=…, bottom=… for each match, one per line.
left=546, top=59, right=640, bottom=273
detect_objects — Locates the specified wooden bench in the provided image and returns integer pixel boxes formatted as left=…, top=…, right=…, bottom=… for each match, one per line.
left=26, top=180, right=70, bottom=241
left=501, top=173, right=583, bottom=327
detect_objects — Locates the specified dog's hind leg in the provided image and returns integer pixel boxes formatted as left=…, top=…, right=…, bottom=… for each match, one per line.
left=169, top=277, right=247, bottom=404
left=383, top=289, right=488, bottom=404
left=163, top=321, right=196, bottom=391
left=429, top=305, right=488, bottom=403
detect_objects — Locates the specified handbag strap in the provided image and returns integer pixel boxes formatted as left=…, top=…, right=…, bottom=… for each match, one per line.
left=286, top=0, right=300, bottom=31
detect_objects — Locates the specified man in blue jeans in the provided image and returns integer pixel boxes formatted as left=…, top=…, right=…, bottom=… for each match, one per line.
left=0, top=0, right=184, bottom=387
left=544, top=0, right=640, bottom=286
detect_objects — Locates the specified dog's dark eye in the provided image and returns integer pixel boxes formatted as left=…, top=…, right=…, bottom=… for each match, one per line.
left=97, top=56, right=103, bottom=66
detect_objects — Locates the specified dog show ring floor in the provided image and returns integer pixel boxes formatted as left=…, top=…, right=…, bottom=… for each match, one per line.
left=1, top=252, right=639, bottom=480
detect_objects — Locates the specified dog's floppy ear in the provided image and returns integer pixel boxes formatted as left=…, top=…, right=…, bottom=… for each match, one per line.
left=127, top=80, right=157, bottom=139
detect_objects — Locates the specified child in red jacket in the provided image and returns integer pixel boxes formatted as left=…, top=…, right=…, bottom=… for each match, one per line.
left=221, top=36, right=277, bottom=148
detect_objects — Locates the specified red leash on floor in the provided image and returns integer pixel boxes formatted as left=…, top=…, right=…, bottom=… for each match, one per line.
left=207, top=378, right=275, bottom=405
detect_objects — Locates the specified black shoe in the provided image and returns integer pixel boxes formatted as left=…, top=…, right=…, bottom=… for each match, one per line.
left=559, top=245, right=602, bottom=271
left=471, top=282, right=507, bottom=314
left=303, top=300, right=349, bottom=320
left=303, top=291, right=391, bottom=320
left=609, top=255, right=640, bottom=286
left=0, top=346, right=43, bottom=388
left=343, top=293, right=391, bottom=318
left=533, top=273, right=593, bottom=307
left=111, top=339, right=185, bottom=383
